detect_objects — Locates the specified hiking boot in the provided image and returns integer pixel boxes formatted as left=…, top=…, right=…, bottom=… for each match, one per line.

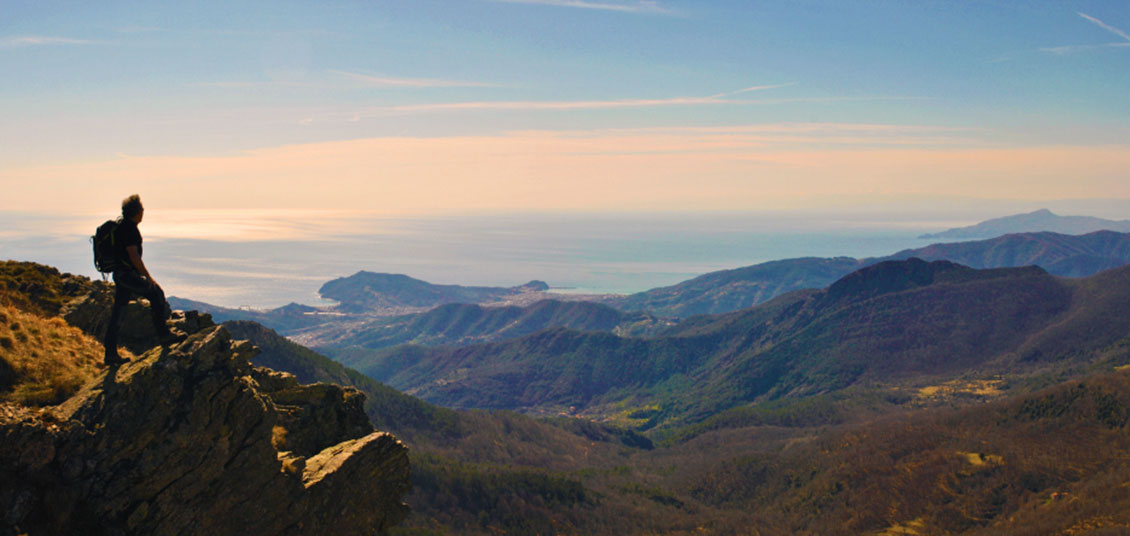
left=104, top=352, right=130, bottom=366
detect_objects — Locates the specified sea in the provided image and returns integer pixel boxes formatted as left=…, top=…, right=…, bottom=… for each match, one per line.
left=1, top=210, right=967, bottom=309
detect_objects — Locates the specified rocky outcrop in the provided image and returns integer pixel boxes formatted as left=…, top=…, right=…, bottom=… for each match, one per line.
left=1, top=298, right=410, bottom=535
left=60, top=283, right=215, bottom=356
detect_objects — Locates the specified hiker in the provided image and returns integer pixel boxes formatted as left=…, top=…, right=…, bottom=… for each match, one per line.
left=102, top=194, right=177, bottom=365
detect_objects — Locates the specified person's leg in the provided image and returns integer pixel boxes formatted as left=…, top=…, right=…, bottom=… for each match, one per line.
left=139, top=282, right=171, bottom=336
left=103, top=276, right=132, bottom=362
left=113, top=270, right=171, bottom=336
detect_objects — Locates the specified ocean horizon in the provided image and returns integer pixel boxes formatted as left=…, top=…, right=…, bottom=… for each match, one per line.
left=1, top=209, right=968, bottom=308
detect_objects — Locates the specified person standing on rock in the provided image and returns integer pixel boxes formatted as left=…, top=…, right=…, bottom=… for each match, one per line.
left=103, top=194, right=177, bottom=366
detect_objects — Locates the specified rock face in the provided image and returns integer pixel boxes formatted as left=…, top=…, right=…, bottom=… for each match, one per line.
left=1, top=299, right=410, bottom=535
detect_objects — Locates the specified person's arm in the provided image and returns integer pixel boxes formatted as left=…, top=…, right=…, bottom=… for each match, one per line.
left=126, top=245, right=159, bottom=288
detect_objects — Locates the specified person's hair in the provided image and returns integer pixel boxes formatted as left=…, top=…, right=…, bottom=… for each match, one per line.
left=121, top=194, right=144, bottom=219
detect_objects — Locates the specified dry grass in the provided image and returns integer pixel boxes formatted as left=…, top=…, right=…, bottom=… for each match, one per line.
left=272, top=425, right=289, bottom=450
left=0, top=260, right=94, bottom=317
left=916, top=377, right=1006, bottom=403
left=0, top=304, right=104, bottom=406
left=958, top=451, right=1003, bottom=468
left=879, top=517, right=926, bottom=535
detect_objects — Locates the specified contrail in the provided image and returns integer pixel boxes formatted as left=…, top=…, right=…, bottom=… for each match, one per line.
left=1078, top=12, right=1130, bottom=42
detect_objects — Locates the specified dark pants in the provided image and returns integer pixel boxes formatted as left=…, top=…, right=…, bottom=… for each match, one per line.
left=104, top=269, right=170, bottom=354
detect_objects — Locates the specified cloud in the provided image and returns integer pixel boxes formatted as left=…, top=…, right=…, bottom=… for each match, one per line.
left=198, top=70, right=497, bottom=90
left=1041, top=42, right=1130, bottom=55
left=0, top=35, right=95, bottom=48
left=492, top=0, right=671, bottom=14
left=7, top=124, right=1126, bottom=218
left=347, top=94, right=923, bottom=119
left=352, top=83, right=795, bottom=116
left=381, top=96, right=737, bottom=113
left=1041, top=12, right=1130, bottom=55
left=707, top=83, right=797, bottom=99
left=328, top=70, right=497, bottom=88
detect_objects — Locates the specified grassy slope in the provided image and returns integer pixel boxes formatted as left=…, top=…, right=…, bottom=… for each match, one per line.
left=0, top=260, right=95, bottom=317
left=668, top=369, right=1130, bottom=535
left=0, top=304, right=104, bottom=405
left=0, top=261, right=104, bottom=405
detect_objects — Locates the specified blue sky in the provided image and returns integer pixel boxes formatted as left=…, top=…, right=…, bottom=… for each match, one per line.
left=1, top=0, right=1128, bottom=219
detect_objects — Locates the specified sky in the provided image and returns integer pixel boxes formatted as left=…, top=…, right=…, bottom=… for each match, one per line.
left=2, top=0, right=1129, bottom=228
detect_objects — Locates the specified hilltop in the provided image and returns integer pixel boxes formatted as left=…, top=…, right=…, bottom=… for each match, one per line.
left=319, top=271, right=549, bottom=313
left=920, top=208, right=1130, bottom=239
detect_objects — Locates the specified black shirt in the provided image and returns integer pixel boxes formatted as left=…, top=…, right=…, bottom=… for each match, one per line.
left=115, top=219, right=142, bottom=268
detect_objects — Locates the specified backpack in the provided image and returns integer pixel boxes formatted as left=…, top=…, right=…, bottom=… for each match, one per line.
left=92, top=219, right=123, bottom=274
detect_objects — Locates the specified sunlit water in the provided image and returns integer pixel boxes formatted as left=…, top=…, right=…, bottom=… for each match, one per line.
left=2, top=210, right=953, bottom=308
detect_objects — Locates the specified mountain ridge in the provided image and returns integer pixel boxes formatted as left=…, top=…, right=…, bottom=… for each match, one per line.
left=319, top=271, right=549, bottom=313
left=920, top=208, right=1130, bottom=239
left=350, top=260, right=1130, bottom=429
left=292, top=298, right=671, bottom=351
left=618, top=230, right=1130, bottom=317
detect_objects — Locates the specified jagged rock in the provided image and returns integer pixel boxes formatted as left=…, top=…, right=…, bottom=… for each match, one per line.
left=0, top=321, right=410, bottom=535
left=252, top=367, right=302, bottom=392
left=254, top=370, right=372, bottom=458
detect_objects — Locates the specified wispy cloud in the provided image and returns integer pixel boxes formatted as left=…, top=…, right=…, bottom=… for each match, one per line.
left=9, top=127, right=1129, bottom=216
left=1041, top=12, right=1130, bottom=55
left=198, top=70, right=497, bottom=90
left=349, top=94, right=925, bottom=118
left=492, top=0, right=671, bottom=14
left=0, top=35, right=95, bottom=48
left=384, top=96, right=739, bottom=113
left=1041, top=42, right=1130, bottom=55
left=362, top=83, right=794, bottom=115
left=328, top=70, right=498, bottom=88
left=708, top=83, right=797, bottom=99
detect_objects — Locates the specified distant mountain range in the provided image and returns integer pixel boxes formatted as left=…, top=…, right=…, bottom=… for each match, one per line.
left=616, top=230, right=1130, bottom=317
left=319, top=271, right=549, bottom=313
left=173, top=230, right=1130, bottom=348
left=340, top=259, right=1130, bottom=429
left=919, top=208, right=1130, bottom=239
